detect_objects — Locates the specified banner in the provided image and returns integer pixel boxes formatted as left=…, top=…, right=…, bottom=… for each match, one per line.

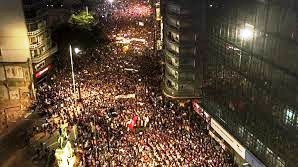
left=115, top=94, right=136, bottom=99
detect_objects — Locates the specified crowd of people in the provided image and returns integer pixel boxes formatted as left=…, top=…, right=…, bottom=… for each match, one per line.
left=32, top=0, right=236, bottom=166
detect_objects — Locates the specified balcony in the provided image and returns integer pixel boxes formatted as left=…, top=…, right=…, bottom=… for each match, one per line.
left=164, top=49, right=179, bottom=60
left=30, top=41, right=43, bottom=49
left=32, top=45, right=57, bottom=64
left=27, top=26, right=46, bottom=36
left=165, top=61, right=178, bottom=73
left=165, top=70, right=178, bottom=83
left=162, top=80, right=198, bottom=98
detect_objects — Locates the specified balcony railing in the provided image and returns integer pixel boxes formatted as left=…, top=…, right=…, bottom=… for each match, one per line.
left=30, top=41, right=43, bottom=49
left=164, top=49, right=179, bottom=60
left=27, top=26, right=46, bottom=36
left=32, top=45, right=57, bottom=64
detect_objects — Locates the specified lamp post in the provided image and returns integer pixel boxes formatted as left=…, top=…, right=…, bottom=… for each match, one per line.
left=69, top=44, right=81, bottom=98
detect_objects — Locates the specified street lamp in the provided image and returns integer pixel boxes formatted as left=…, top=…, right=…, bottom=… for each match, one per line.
left=69, top=44, right=81, bottom=97
left=239, top=23, right=254, bottom=40
left=74, top=47, right=81, bottom=54
left=238, top=23, right=254, bottom=68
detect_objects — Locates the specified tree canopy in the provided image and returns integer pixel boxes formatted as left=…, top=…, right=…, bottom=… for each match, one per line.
left=68, top=11, right=95, bottom=28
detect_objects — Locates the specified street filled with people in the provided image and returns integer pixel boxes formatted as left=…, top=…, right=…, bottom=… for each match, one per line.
left=31, top=0, right=236, bottom=166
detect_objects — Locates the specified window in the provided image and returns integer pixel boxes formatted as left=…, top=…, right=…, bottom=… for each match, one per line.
left=31, top=50, right=38, bottom=57
left=265, top=148, right=274, bottom=166
left=275, top=157, right=285, bottom=167
left=284, top=108, right=295, bottom=125
left=35, top=61, right=45, bottom=71
left=255, top=139, right=265, bottom=154
left=5, top=66, right=24, bottom=79
left=296, top=115, right=298, bottom=128
left=246, top=132, right=254, bottom=148
left=31, top=37, right=37, bottom=44
left=238, top=126, right=245, bottom=138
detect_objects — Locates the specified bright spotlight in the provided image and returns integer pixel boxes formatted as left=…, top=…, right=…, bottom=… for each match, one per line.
left=74, top=48, right=81, bottom=54
left=239, top=23, right=254, bottom=40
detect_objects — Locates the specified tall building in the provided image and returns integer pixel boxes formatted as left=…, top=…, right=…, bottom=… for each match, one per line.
left=0, top=0, right=34, bottom=101
left=23, top=0, right=58, bottom=83
left=0, top=0, right=34, bottom=132
left=0, top=0, right=58, bottom=132
left=161, top=0, right=298, bottom=166
left=161, top=0, right=207, bottom=98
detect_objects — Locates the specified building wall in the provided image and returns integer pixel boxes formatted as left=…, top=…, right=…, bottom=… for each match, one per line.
left=0, top=0, right=34, bottom=133
left=162, top=0, right=207, bottom=98
left=0, top=0, right=31, bottom=62
left=23, top=0, right=58, bottom=82
left=205, top=0, right=298, bottom=166
left=0, top=0, right=33, bottom=102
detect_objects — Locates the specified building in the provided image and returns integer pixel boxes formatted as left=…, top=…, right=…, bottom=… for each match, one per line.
left=161, top=0, right=207, bottom=98
left=23, top=0, right=58, bottom=83
left=0, top=0, right=58, bottom=133
left=161, top=0, right=298, bottom=167
left=0, top=0, right=34, bottom=132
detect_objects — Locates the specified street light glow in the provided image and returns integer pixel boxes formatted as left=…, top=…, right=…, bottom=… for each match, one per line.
left=74, top=47, right=81, bottom=54
left=239, top=23, right=254, bottom=40
left=108, top=0, right=114, bottom=3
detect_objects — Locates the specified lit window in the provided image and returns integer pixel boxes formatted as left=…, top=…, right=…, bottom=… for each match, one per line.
left=238, top=126, right=245, bottom=138
left=284, top=108, right=295, bottom=125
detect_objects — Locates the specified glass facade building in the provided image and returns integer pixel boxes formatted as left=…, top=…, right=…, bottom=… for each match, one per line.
left=162, top=0, right=298, bottom=166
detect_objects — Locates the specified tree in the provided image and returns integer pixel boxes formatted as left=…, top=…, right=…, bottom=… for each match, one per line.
left=68, top=11, right=95, bottom=29
left=52, top=22, right=109, bottom=69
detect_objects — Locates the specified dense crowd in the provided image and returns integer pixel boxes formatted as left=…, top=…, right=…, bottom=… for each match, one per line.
left=32, top=0, right=236, bottom=166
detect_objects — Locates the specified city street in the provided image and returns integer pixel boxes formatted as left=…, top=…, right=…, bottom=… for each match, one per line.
left=0, top=0, right=234, bottom=166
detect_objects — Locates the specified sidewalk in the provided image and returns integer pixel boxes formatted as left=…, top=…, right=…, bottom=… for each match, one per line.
left=0, top=99, right=32, bottom=135
left=0, top=112, right=41, bottom=167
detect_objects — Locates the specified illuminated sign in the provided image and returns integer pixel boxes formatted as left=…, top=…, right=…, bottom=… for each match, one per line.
left=35, top=64, right=52, bottom=78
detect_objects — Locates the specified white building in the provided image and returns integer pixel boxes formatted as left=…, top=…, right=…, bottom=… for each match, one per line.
left=0, top=0, right=33, bottom=101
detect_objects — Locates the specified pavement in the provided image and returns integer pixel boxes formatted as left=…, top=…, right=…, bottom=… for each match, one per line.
left=0, top=112, right=44, bottom=167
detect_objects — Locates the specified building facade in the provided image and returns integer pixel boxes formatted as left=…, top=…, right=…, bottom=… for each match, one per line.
left=0, top=0, right=34, bottom=132
left=162, top=0, right=207, bottom=98
left=23, top=0, right=58, bottom=83
left=0, top=0, right=58, bottom=133
left=161, top=0, right=298, bottom=167
left=203, top=0, right=298, bottom=166
left=0, top=0, right=34, bottom=101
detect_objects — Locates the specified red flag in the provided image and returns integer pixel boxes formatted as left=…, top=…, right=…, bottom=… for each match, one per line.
left=128, top=116, right=138, bottom=131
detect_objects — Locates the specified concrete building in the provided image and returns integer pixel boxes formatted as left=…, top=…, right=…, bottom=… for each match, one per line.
left=23, top=0, right=58, bottom=83
left=0, top=0, right=34, bottom=101
left=161, top=0, right=207, bottom=98
left=161, top=0, right=298, bottom=166
left=0, top=0, right=58, bottom=133
left=0, top=0, right=34, bottom=132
